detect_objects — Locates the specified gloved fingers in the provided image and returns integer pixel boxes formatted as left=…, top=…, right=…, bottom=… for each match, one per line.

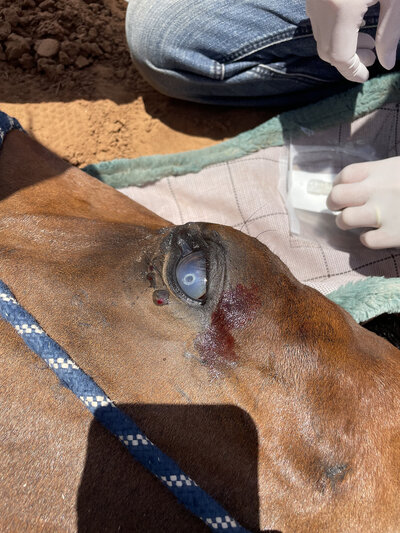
left=360, top=227, right=399, bottom=249
left=356, top=48, right=376, bottom=67
left=327, top=15, right=371, bottom=82
left=334, top=55, right=370, bottom=82
left=357, top=32, right=376, bottom=50
left=375, top=0, right=400, bottom=69
left=354, top=32, right=376, bottom=67
left=335, top=204, right=380, bottom=231
left=333, top=162, right=370, bottom=185
left=327, top=181, right=369, bottom=211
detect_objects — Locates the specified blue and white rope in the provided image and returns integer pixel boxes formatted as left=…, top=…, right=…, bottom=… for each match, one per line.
left=0, top=280, right=249, bottom=532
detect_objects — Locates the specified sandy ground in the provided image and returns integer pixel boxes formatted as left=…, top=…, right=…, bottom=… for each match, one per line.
left=0, top=0, right=277, bottom=167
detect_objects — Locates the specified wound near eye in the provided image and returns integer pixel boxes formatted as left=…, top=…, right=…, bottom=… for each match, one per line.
left=153, top=289, right=169, bottom=306
left=195, top=284, right=261, bottom=370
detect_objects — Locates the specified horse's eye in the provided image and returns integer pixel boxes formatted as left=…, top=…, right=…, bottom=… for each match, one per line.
left=175, top=251, right=207, bottom=301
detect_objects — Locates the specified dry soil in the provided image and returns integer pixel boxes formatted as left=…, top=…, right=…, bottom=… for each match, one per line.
left=0, top=0, right=277, bottom=167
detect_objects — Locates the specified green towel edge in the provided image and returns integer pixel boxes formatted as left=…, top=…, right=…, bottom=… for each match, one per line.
left=327, top=277, right=400, bottom=323
left=84, top=72, right=400, bottom=188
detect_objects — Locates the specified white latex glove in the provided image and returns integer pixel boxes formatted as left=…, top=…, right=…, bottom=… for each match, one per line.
left=306, top=0, right=400, bottom=82
left=326, top=157, right=400, bottom=249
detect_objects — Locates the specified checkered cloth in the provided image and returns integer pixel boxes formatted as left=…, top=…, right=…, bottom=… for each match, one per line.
left=119, top=104, right=400, bottom=295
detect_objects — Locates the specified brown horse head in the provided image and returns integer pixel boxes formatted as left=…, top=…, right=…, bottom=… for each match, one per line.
left=1, top=130, right=399, bottom=533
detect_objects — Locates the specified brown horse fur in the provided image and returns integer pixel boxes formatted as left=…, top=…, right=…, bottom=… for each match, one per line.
left=0, top=130, right=399, bottom=533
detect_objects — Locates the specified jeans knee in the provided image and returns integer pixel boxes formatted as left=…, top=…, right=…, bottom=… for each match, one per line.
left=125, top=0, right=196, bottom=96
left=125, top=0, right=230, bottom=100
left=124, top=0, right=361, bottom=106
left=125, top=0, right=162, bottom=70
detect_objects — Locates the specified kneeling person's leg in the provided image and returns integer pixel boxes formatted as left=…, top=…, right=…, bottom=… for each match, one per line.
left=125, top=0, right=379, bottom=106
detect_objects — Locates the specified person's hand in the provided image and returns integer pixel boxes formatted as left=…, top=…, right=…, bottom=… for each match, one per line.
left=306, top=0, right=400, bottom=82
left=326, top=157, right=400, bottom=249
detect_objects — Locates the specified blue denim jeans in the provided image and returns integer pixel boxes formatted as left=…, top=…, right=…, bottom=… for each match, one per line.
left=125, top=0, right=394, bottom=107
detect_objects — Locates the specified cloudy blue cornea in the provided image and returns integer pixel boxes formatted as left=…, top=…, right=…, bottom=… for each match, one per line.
left=0, top=111, right=23, bottom=149
left=176, top=251, right=207, bottom=301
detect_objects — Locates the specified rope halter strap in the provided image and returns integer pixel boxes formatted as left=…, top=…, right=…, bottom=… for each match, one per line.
left=0, top=280, right=250, bottom=532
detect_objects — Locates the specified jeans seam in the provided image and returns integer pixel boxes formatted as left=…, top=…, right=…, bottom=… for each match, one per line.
left=216, top=16, right=379, bottom=64
left=223, top=27, right=313, bottom=63
left=211, top=20, right=379, bottom=82
left=256, top=64, right=334, bottom=83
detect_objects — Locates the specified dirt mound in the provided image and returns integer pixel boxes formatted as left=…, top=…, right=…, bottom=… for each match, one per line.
left=0, top=0, right=275, bottom=167
left=0, top=0, right=132, bottom=91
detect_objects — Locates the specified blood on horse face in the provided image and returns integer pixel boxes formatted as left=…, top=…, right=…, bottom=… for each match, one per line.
left=0, top=130, right=400, bottom=533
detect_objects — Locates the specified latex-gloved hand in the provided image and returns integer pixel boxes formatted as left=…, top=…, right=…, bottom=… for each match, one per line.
left=326, top=157, right=400, bottom=249
left=306, top=0, right=400, bottom=82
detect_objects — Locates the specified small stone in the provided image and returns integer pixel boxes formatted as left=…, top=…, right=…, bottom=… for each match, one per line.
left=18, top=52, right=35, bottom=69
left=5, top=34, right=30, bottom=60
left=87, top=43, right=102, bottom=57
left=37, top=57, right=55, bottom=70
left=87, top=27, right=98, bottom=40
left=100, top=41, right=112, bottom=54
left=88, top=4, right=102, bottom=13
left=60, top=40, right=81, bottom=61
left=76, top=25, right=87, bottom=36
left=2, top=7, right=21, bottom=28
left=79, top=43, right=91, bottom=57
left=75, top=55, right=92, bottom=69
left=76, top=32, right=87, bottom=42
left=0, top=22, right=12, bottom=41
left=103, top=26, right=113, bottom=39
left=58, top=50, right=72, bottom=65
left=36, top=20, right=64, bottom=39
left=35, top=38, right=60, bottom=58
left=18, top=15, right=34, bottom=27
left=59, top=7, right=77, bottom=23
left=36, top=57, right=58, bottom=79
left=38, top=0, right=54, bottom=9
left=80, top=42, right=102, bottom=57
